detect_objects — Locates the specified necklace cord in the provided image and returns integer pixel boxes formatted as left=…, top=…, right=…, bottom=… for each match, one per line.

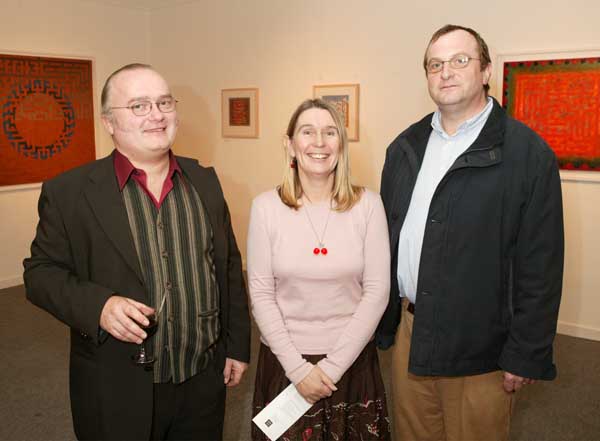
left=303, top=201, right=332, bottom=249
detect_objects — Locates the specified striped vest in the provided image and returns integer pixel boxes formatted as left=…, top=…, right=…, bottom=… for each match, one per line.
left=122, top=172, right=220, bottom=383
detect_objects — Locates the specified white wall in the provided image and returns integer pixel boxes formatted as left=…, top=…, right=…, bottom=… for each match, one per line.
left=147, top=0, right=600, bottom=340
left=559, top=179, right=600, bottom=340
left=0, top=0, right=147, bottom=288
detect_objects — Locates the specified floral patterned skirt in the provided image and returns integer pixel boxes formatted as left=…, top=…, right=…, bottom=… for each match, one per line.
left=251, top=341, right=391, bottom=441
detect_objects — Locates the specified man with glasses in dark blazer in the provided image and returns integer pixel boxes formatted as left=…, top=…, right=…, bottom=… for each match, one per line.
left=24, top=63, right=250, bottom=441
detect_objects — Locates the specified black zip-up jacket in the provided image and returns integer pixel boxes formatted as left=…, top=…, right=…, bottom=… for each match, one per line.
left=375, top=99, right=564, bottom=380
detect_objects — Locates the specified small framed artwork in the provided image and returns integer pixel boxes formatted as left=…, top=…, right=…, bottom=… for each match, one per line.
left=313, top=83, right=359, bottom=141
left=221, top=88, right=259, bottom=138
left=497, top=50, right=600, bottom=182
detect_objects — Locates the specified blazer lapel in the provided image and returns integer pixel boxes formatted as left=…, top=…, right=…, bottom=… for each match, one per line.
left=83, top=155, right=144, bottom=284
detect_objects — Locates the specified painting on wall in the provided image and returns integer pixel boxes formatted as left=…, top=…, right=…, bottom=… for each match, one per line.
left=221, top=88, right=259, bottom=138
left=499, top=52, right=600, bottom=175
left=313, top=84, right=360, bottom=142
left=0, top=54, right=95, bottom=187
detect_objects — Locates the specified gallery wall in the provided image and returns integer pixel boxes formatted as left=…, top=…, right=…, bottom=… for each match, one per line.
left=0, top=0, right=148, bottom=287
left=0, top=0, right=598, bottom=341
left=146, top=0, right=600, bottom=341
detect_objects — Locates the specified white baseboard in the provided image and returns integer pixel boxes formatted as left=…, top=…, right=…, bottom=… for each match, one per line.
left=0, top=275, right=23, bottom=289
left=557, top=320, right=600, bottom=342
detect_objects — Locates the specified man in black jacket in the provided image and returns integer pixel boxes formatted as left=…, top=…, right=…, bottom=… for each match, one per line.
left=24, top=64, right=250, bottom=440
left=376, top=25, right=564, bottom=441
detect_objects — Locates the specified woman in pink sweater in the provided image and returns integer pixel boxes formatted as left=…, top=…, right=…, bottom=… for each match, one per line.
left=248, top=99, right=391, bottom=440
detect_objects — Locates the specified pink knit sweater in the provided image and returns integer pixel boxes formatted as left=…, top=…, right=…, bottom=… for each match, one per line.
left=247, top=189, right=390, bottom=384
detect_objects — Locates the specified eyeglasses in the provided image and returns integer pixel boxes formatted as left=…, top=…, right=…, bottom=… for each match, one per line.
left=110, top=97, right=178, bottom=116
left=426, top=54, right=480, bottom=74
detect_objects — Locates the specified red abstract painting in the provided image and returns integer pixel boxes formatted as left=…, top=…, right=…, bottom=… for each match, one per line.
left=229, top=97, right=250, bottom=126
left=0, top=54, right=95, bottom=186
left=502, top=57, right=600, bottom=171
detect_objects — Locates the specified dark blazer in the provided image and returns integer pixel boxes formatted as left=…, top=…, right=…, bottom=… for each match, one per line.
left=23, top=152, right=251, bottom=440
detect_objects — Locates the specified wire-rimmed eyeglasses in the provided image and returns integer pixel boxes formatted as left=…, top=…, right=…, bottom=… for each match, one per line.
left=426, top=54, right=480, bottom=74
left=110, top=97, right=178, bottom=116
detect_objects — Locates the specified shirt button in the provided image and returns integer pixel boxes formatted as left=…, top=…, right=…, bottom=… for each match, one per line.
left=165, top=281, right=172, bottom=290
left=157, top=221, right=163, bottom=229
left=161, top=251, right=168, bottom=258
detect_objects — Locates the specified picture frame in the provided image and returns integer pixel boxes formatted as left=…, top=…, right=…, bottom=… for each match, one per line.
left=0, top=53, right=96, bottom=187
left=313, top=83, right=360, bottom=142
left=221, top=88, right=259, bottom=138
left=496, top=50, right=600, bottom=183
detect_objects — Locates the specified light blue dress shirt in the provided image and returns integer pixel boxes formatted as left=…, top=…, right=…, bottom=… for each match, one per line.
left=397, top=98, right=494, bottom=303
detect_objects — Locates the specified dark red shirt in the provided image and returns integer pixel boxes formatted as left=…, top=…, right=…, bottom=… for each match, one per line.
left=113, top=150, right=181, bottom=209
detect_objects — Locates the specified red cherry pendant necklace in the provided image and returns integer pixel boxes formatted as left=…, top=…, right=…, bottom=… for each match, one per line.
left=304, top=200, right=332, bottom=256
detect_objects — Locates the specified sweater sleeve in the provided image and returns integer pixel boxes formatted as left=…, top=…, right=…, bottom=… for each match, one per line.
left=247, top=194, right=313, bottom=384
left=317, top=191, right=391, bottom=383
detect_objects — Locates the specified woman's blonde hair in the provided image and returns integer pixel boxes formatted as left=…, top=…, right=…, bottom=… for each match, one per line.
left=278, top=98, right=363, bottom=211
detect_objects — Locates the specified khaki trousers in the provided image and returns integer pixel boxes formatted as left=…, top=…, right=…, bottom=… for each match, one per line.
left=391, top=299, right=515, bottom=441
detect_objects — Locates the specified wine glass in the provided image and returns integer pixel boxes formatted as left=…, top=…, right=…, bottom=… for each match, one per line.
left=131, top=312, right=159, bottom=366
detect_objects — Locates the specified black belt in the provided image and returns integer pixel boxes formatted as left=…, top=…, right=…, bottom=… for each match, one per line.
left=407, top=302, right=415, bottom=315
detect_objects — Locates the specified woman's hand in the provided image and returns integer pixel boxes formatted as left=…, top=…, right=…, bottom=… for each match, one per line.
left=296, top=365, right=338, bottom=404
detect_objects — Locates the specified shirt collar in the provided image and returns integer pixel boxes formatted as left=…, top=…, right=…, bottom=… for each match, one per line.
left=113, top=149, right=181, bottom=191
left=431, top=97, right=493, bottom=139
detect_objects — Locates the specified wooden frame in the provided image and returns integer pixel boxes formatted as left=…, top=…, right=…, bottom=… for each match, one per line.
left=221, top=88, right=259, bottom=138
left=313, top=83, right=360, bottom=142
left=496, top=50, right=600, bottom=183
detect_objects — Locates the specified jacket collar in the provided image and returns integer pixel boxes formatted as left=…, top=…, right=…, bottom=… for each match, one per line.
left=400, top=97, right=506, bottom=168
left=467, top=97, right=506, bottom=151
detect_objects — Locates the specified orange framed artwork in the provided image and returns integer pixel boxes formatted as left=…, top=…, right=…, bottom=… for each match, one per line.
left=499, top=51, right=600, bottom=176
left=0, top=54, right=95, bottom=187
